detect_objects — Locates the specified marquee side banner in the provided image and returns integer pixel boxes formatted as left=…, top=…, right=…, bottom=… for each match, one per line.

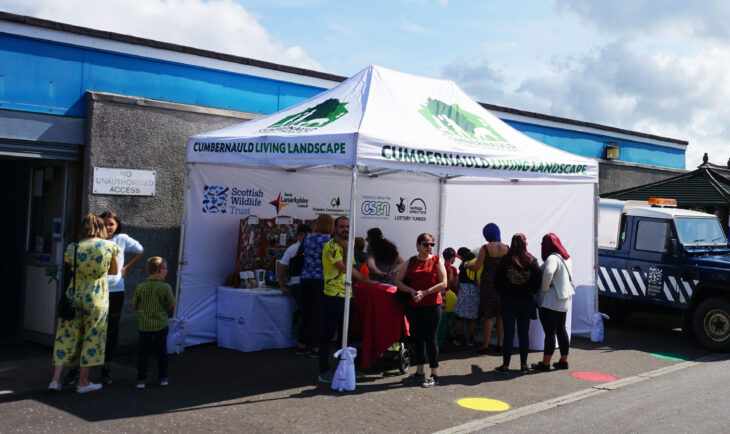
left=178, top=165, right=439, bottom=345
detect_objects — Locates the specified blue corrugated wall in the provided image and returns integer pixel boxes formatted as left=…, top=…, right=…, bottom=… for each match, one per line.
left=504, top=120, right=685, bottom=169
left=0, top=32, right=685, bottom=168
left=0, top=33, right=323, bottom=117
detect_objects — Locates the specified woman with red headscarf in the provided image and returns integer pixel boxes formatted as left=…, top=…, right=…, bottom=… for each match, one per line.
left=532, top=233, right=574, bottom=371
left=493, top=233, right=541, bottom=374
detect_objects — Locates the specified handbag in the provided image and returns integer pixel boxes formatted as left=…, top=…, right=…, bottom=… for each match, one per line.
left=56, top=243, right=78, bottom=321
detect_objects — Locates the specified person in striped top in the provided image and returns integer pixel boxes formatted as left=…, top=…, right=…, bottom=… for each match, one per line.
left=132, top=256, right=175, bottom=389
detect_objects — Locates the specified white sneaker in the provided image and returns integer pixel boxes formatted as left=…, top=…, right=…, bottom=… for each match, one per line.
left=159, top=378, right=168, bottom=386
left=76, top=382, right=102, bottom=393
left=135, top=381, right=146, bottom=389
left=48, top=381, right=62, bottom=392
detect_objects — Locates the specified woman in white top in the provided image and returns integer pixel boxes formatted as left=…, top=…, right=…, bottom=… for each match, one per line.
left=100, top=211, right=144, bottom=383
left=533, top=233, right=574, bottom=372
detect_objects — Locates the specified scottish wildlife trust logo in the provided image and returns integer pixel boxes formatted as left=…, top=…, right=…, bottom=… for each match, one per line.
left=202, top=185, right=229, bottom=214
left=259, top=98, right=349, bottom=134
left=418, top=98, right=515, bottom=150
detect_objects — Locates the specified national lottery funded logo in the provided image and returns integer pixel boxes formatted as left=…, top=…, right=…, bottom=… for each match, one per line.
left=258, top=98, right=349, bottom=134
left=394, top=198, right=427, bottom=222
left=202, top=185, right=263, bottom=216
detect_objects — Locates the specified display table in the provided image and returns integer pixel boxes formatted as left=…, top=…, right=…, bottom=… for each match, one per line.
left=351, top=282, right=409, bottom=369
left=216, top=286, right=297, bottom=352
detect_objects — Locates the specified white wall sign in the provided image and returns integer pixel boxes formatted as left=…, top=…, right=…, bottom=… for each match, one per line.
left=93, top=167, right=156, bottom=196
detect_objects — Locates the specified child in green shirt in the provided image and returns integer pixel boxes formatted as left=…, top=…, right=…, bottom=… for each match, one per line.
left=132, top=256, right=175, bottom=389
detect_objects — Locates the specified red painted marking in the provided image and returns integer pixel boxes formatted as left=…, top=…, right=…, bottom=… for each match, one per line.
left=571, top=371, right=617, bottom=382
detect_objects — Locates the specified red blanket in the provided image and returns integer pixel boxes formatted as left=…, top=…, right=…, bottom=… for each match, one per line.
left=351, top=282, right=409, bottom=369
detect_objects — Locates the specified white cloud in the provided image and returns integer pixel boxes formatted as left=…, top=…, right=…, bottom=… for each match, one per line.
left=398, top=18, right=432, bottom=34
left=0, top=0, right=324, bottom=71
left=439, top=3, right=730, bottom=169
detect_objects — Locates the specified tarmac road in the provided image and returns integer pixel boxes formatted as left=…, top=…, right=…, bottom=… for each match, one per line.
left=0, top=311, right=722, bottom=433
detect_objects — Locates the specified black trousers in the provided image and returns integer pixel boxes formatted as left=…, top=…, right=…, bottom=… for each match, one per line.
left=319, top=294, right=354, bottom=374
left=137, top=327, right=168, bottom=381
left=501, top=300, right=532, bottom=366
left=104, top=291, right=125, bottom=364
left=538, top=307, right=570, bottom=356
left=404, top=304, right=441, bottom=369
left=300, top=279, right=324, bottom=348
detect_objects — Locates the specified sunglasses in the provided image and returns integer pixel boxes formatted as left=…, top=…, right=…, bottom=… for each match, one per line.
left=420, top=242, right=435, bottom=247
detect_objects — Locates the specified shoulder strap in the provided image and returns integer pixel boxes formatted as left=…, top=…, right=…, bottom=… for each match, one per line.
left=71, top=243, right=78, bottom=296
left=554, top=254, right=573, bottom=283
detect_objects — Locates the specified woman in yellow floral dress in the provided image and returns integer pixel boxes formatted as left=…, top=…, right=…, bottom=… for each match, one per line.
left=48, top=214, right=120, bottom=393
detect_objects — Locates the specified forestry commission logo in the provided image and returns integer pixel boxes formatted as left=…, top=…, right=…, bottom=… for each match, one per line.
left=259, top=98, right=349, bottom=133
left=202, top=185, right=229, bottom=214
left=418, top=98, right=515, bottom=151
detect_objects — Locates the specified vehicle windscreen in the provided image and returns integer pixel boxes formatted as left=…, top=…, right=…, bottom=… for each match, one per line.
left=674, top=217, right=728, bottom=246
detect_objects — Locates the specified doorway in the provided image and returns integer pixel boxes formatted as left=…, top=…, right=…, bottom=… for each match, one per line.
left=0, top=158, right=77, bottom=345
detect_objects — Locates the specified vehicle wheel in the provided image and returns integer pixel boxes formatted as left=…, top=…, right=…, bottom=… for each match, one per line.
left=398, top=347, right=412, bottom=374
left=692, top=297, right=730, bottom=352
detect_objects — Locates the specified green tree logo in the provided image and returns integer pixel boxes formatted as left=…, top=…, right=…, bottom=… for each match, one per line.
left=260, top=98, right=349, bottom=133
left=418, top=98, right=506, bottom=143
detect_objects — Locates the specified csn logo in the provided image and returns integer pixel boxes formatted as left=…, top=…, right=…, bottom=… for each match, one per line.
left=361, top=201, right=390, bottom=217
left=202, top=185, right=229, bottom=214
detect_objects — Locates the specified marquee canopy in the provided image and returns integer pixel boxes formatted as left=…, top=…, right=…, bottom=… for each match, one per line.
left=188, top=65, right=597, bottom=183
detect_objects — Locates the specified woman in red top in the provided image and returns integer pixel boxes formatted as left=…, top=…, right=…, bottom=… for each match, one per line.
left=394, top=233, right=447, bottom=388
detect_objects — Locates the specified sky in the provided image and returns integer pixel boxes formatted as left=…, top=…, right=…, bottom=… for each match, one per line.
left=2, top=0, right=729, bottom=169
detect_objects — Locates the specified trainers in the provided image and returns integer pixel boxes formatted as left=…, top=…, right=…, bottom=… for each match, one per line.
left=494, top=365, right=510, bottom=374
left=422, top=375, right=439, bottom=388
left=159, top=378, right=169, bottom=386
left=48, top=381, right=62, bottom=392
left=295, top=347, right=308, bottom=356
left=401, top=372, right=426, bottom=384
left=520, top=365, right=530, bottom=374
left=466, top=337, right=475, bottom=347
left=452, top=339, right=462, bottom=346
left=135, top=381, right=146, bottom=389
left=553, top=361, right=569, bottom=370
left=318, top=371, right=333, bottom=384
left=76, top=382, right=102, bottom=393
left=308, top=350, right=320, bottom=358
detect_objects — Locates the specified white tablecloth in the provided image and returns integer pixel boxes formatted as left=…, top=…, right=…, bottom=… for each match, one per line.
left=216, top=286, right=297, bottom=352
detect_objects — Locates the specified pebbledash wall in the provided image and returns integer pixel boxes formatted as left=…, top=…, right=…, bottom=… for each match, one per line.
left=0, top=12, right=688, bottom=348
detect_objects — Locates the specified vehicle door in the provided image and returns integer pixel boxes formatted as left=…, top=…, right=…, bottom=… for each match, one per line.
left=598, top=214, right=631, bottom=300
left=627, top=217, right=684, bottom=307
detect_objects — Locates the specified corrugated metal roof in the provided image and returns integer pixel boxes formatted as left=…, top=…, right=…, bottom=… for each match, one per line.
left=603, top=167, right=730, bottom=206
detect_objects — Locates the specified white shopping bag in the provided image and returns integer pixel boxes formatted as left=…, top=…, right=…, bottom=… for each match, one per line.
left=167, top=317, right=188, bottom=354
left=591, top=313, right=609, bottom=343
left=331, top=346, right=357, bottom=392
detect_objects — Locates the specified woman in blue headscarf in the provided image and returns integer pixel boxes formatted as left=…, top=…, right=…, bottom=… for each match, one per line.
left=464, top=223, right=509, bottom=354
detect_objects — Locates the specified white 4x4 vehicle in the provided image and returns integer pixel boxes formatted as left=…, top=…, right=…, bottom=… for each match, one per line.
left=598, top=198, right=730, bottom=351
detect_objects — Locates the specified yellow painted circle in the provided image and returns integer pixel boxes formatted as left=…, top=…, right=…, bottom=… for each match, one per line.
left=457, top=397, right=510, bottom=412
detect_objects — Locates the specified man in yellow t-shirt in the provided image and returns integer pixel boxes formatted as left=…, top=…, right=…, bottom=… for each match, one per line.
left=318, top=216, right=375, bottom=382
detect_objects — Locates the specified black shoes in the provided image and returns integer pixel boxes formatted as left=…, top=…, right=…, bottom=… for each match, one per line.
left=553, top=361, right=569, bottom=370
left=531, top=362, right=551, bottom=372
